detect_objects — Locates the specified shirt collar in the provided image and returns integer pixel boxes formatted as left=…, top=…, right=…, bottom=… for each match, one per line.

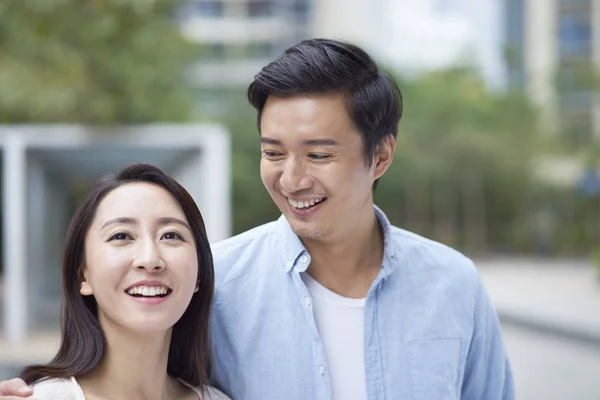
left=276, top=214, right=308, bottom=273
left=275, top=205, right=399, bottom=274
left=376, top=204, right=400, bottom=277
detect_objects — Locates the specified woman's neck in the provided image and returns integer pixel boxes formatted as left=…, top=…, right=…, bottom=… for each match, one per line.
left=77, top=320, right=186, bottom=400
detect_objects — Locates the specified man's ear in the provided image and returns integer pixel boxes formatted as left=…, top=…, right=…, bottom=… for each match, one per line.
left=373, top=135, right=396, bottom=180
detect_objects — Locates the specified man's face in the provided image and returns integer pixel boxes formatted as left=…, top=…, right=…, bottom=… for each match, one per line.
left=259, top=93, right=393, bottom=240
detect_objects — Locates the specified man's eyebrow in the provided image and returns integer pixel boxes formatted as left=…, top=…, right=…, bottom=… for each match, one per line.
left=260, top=137, right=281, bottom=145
left=302, top=139, right=341, bottom=146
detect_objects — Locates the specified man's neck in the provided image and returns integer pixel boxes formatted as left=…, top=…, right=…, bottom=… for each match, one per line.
left=78, top=320, right=185, bottom=400
left=302, top=206, right=384, bottom=299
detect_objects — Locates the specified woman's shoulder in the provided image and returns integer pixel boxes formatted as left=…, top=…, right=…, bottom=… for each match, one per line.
left=196, top=385, right=231, bottom=400
left=177, top=379, right=230, bottom=400
left=31, top=377, right=82, bottom=400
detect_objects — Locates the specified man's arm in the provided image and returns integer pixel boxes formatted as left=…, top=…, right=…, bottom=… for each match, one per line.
left=0, top=378, right=33, bottom=398
left=461, top=276, right=515, bottom=400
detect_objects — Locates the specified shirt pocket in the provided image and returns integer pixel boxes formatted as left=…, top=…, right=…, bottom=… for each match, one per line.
left=406, top=338, right=461, bottom=400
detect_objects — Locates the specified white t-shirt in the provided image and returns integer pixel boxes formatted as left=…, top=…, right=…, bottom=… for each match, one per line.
left=302, top=272, right=368, bottom=400
left=32, top=377, right=230, bottom=400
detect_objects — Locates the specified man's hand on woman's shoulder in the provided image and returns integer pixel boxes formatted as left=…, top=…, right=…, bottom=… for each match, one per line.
left=0, top=378, right=33, bottom=399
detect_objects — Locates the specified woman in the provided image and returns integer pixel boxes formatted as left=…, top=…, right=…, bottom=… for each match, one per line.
left=19, top=163, right=229, bottom=400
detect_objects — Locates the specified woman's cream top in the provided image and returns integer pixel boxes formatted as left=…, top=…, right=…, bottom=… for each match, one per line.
left=32, top=377, right=230, bottom=400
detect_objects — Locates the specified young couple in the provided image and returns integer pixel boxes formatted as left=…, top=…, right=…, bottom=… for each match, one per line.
left=0, top=39, right=514, bottom=400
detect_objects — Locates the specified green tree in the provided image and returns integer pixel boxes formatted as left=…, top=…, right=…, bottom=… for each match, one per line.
left=221, top=93, right=281, bottom=234
left=375, top=68, right=540, bottom=254
left=0, top=0, right=197, bottom=123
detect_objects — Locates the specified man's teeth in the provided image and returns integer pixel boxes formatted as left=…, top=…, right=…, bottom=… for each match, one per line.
left=126, top=286, right=169, bottom=297
left=288, top=197, right=325, bottom=209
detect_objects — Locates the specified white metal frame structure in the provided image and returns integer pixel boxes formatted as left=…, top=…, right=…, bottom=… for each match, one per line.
left=0, top=124, right=231, bottom=345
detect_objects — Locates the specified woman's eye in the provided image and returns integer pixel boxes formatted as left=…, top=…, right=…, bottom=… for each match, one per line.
left=162, top=232, right=183, bottom=240
left=109, top=232, right=131, bottom=241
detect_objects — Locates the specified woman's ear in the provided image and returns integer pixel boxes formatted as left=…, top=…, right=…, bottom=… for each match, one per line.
left=80, top=269, right=93, bottom=296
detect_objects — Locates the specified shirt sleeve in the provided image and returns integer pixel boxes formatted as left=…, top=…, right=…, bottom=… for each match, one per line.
left=461, top=276, right=516, bottom=400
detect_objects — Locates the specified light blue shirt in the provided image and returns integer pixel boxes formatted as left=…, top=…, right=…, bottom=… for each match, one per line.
left=209, top=206, right=514, bottom=400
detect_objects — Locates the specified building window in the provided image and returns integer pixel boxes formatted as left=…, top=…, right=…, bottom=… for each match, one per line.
left=558, top=12, right=592, bottom=58
left=188, top=0, right=225, bottom=18
left=248, top=0, right=273, bottom=17
left=558, top=0, right=590, bottom=6
left=504, top=0, right=525, bottom=89
left=292, top=0, right=311, bottom=22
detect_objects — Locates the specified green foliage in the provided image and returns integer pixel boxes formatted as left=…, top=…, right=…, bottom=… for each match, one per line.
left=0, top=0, right=198, bottom=123
left=223, top=97, right=280, bottom=234
left=374, top=68, right=539, bottom=252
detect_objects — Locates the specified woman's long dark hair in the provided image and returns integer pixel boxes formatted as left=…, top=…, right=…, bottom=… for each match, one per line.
left=20, top=163, right=214, bottom=387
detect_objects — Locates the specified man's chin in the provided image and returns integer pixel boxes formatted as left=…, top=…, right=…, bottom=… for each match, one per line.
left=289, top=221, right=327, bottom=240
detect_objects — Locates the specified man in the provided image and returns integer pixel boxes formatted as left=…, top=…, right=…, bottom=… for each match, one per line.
left=0, top=39, right=514, bottom=400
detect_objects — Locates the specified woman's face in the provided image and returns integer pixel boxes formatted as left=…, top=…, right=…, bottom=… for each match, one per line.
left=80, top=182, right=199, bottom=334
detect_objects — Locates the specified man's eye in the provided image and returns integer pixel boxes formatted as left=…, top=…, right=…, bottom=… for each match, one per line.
left=263, top=151, right=282, bottom=158
left=309, top=154, right=330, bottom=160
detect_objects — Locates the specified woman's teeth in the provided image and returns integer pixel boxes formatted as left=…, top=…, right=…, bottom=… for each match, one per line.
left=126, top=286, right=169, bottom=297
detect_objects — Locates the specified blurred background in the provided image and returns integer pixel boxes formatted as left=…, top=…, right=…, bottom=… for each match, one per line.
left=0, top=0, right=599, bottom=398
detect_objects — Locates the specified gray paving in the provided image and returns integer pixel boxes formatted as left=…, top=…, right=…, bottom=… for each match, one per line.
left=477, top=257, right=600, bottom=399
left=477, top=257, right=600, bottom=345
left=503, top=325, right=600, bottom=400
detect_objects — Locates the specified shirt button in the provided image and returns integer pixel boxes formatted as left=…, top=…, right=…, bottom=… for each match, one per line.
left=304, top=297, right=312, bottom=307
left=318, top=365, right=325, bottom=375
left=299, top=255, right=308, bottom=263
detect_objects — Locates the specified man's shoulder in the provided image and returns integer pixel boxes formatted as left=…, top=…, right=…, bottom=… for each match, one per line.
left=389, top=225, right=479, bottom=281
left=210, top=220, right=281, bottom=288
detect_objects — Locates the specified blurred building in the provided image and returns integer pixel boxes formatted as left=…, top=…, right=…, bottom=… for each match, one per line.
left=504, top=0, right=600, bottom=141
left=177, top=0, right=506, bottom=116
left=312, top=0, right=506, bottom=88
left=178, top=0, right=313, bottom=117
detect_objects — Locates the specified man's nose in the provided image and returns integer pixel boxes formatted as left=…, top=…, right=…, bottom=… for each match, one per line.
left=279, top=159, right=312, bottom=193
